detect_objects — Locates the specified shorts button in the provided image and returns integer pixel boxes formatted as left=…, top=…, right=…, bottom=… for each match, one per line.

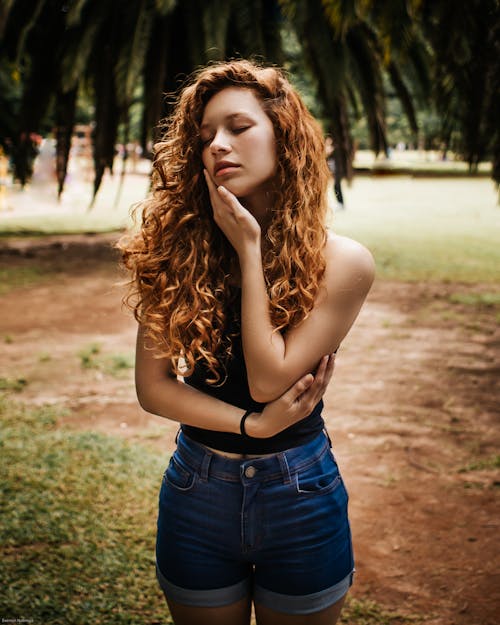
left=245, top=465, right=257, bottom=478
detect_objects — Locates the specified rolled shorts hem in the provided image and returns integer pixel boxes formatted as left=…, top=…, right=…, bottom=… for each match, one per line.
left=255, top=570, right=354, bottom=615
left=156, top=563, right=354, bottom=614
left=156, top=564, right=250, bottom=607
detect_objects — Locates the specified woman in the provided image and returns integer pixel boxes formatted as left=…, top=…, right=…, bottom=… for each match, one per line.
left=120, top=60, right=374, bottom=625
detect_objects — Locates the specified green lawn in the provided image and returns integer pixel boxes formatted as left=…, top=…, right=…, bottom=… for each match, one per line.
left=331, top=176, right=500, bottom=282
left=0, top=395, right=168, bottom=625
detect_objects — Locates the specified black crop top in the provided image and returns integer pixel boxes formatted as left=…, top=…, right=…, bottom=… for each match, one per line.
left=182, top=313, right=324, bottom=454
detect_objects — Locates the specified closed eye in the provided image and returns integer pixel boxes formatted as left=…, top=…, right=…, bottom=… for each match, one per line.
left=232, top=126, right=250, bottom=134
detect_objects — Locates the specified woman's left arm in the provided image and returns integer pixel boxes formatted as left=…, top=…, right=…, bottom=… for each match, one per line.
left=206, top=175, right=375, bottom=403
left=240, top=233, right=374, bottom=401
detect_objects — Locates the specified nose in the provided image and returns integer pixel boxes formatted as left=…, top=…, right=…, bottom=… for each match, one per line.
left=210, top=128, right=231, bottom=154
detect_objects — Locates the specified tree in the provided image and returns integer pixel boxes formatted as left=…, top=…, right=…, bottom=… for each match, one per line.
left=0, top=0, right=497, bottom=200
left=420, top=0, right=500, bottom=182
left=280, top=0, right=431, bottom=180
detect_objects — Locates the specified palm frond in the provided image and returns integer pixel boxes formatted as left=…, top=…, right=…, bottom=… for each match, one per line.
left=0, top=0, right=17, bottom=39
left=114, top=0, right=155, bottom=107
left=14, top=0, right=47, bottom=65
left=321, top=0, right=360, bottom=39
left=66, top=0, right=92, bottom=27
left=155, top=0, right=177, bottom=15
left=386, top=60, right=418, bottom=135
left=202, top=0, right=232, bottom=60
left=60, top=2, right=109, bottom=93
left=55, top=87, right=77, bottom=198
left=287, top=0, right=354, bottom=177
left=227, top=0, right=265, bottom=58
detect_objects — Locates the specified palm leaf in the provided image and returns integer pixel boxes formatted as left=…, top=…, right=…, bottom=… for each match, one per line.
left=202, top=0, right=232, bottom=60
left=155, top=0, right=177, bottom=15
left=386, top=60, right=418, bottom=135
left=55, top=87, right=77, bottom=198
left=114, top=0, right=155, bottom=108
left=66, top=0, right=92, bottom=27
left=287, top=0, right=354, bottom=178
left=346, top=22, right=388, bottom=155
left=60, top=1, right=110, bottom=93
left=0, top=0, right=17, bottom=38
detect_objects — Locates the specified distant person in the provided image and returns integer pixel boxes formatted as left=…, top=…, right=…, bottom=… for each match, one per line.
left=325, top=135, right=345, bottom=210
left=119, top=60, right=374, bottom=625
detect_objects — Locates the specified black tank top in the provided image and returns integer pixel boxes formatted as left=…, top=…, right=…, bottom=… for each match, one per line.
left=182, top=312, right=324, bottom=454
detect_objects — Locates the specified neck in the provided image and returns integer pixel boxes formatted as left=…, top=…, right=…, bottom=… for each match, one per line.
left=239, top=188, right=274, bottom=230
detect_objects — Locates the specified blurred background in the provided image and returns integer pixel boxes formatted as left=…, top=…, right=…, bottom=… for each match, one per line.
left=0, top=2, right=499, bottom=624
left=0, top=0, right=498, bottom=215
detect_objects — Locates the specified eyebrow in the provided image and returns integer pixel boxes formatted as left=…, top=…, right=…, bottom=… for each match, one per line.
left=200, top=112, right=254, bottom=131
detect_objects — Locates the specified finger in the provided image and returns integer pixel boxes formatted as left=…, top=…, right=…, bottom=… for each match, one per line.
left=204, top=169, right=224, bottom=204
left=203, top=168, right=215, bottom=188
left=203, top=168, right=215, bottom=192
left=286, top=373, right=314, bottom=402
left=303, top=355, right=332, bottom=403
left=217, top=184, right=244, bottom=213
left=313, top=355, right=329, bottom=384
left=203, top=169, right=221, bottom=207
left=324, top=353, right=336, bottom=381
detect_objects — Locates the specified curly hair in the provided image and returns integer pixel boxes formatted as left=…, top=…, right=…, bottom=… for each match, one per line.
left=119, top=59, right=330, bottom=383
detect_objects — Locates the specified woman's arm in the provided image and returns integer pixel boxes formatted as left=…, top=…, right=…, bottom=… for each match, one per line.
left=240, top=234, right=374, bottom=401
left=206, top=179, right=375, bottom=402
left=135, top=324, right=335, bottom=437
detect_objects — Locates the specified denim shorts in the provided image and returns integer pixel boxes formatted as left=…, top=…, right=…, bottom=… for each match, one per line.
left=156, top=430, right=354, bottom=615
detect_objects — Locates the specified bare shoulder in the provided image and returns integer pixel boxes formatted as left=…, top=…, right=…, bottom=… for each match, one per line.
left=324, top=232, right=375, bottom=295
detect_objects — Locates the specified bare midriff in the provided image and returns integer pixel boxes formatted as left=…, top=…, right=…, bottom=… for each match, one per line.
left=204, top=444, right=275, bottom=459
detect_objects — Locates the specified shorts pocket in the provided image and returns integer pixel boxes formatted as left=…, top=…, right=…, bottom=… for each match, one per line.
left=294, top=452, right=345, bottom=498
left=163, top=456, right=197, bottom=492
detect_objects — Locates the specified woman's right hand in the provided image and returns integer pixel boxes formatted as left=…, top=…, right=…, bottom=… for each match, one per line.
left=245, top=354, right=336, bottom=438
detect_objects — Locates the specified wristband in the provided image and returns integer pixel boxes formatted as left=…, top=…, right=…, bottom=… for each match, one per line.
left=239, top=409, right=253, bottom=437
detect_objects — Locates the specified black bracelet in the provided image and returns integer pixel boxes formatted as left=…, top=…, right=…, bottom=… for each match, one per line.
left=240, top=409, right=253, bottom=437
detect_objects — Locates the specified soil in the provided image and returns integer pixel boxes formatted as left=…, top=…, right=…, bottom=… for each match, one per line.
left=1, top=233, right=499, bottom=625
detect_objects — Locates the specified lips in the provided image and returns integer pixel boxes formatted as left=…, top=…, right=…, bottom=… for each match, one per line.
left=214, top=161, right=240, bottom=176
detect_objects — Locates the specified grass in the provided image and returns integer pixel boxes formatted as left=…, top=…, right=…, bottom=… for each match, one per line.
left=0, top=395, right=169, bottom=625
left=0, top=395, right=425, bottom=625
left=77, top=343, right=135, bottom=377
left=0, top=377, right=28, bottom=392
left=331, top=176, right=500, bottom=282
left=340, top=598, right=424, bottom=624
left=448, top=292, right=500, bottom=307
left=458, top=455, right=500, bottom=473
left=0, top=267, right=47, bottom=295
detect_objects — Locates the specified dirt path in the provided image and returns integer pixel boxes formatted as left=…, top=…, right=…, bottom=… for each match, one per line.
left=1, top=235, right=499, bottom=624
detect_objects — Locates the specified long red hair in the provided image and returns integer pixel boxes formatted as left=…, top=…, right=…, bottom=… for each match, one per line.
left=119, top=60, right=329, bottom=382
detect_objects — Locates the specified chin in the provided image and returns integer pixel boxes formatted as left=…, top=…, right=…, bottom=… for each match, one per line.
left=224, top=181, right=253, bottom=198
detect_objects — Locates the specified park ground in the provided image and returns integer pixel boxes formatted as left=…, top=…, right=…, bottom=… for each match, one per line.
left=0, top=169, right=499, bottom=624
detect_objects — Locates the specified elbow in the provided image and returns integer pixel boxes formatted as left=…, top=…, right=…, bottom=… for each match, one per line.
left=136, top=387, right=154, bottom=414
left=248, top=379, right=286, bottom=404
left=135, top=377, right=161, bottom=415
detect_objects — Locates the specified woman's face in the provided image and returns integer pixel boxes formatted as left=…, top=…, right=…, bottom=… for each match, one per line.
left=200, top=87, right=277, bottom=211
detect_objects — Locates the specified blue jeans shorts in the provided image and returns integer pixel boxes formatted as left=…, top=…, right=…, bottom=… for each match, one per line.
left=156, top=430, right=354, bottom=615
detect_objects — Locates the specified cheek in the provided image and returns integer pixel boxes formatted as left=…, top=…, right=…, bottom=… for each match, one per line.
left=260, top=130, right=277, bottom=166
left=201, top=150, right=211, bottom=168
left=261, top=139, right=277, bottom=172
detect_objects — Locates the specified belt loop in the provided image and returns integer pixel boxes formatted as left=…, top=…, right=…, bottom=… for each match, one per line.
left=200, top=450, right=212, bottom=482
left=278, top=452, right=292, bottom=485
left=324, top=428, right=332, bottom=448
